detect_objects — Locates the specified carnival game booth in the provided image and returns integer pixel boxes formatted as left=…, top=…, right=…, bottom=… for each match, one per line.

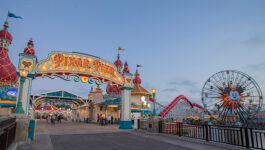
left=97, top=98, right=142, bottom=121
left=32, top=90, right=87, bottom=119
left=35, top=105, right=67, bottom=119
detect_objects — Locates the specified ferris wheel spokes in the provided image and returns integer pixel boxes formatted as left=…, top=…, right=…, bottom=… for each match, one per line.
left=202, top=70, right=263, bottom=123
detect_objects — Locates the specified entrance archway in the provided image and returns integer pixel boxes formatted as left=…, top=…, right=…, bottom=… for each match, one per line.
left=16, top=51, right=134, bottom=129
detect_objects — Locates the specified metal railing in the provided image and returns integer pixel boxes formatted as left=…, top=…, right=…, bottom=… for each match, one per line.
left=162, top=122, right=265, bottom=149
left=0, top=116, right=16, bottom=150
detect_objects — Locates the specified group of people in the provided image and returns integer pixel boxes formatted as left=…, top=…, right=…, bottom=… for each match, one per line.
left=97, top=114, right=136, bottom=125
left=97, top=114, right=118, bottom=125
left=46, top=113, right=63, bottom=124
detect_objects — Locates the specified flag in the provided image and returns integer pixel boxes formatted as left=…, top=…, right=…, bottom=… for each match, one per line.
left=136, top=64, right=142, bottom=67
left=8, top=11, right=23, bottom=19
left=118, top=46, right=125, bottom=51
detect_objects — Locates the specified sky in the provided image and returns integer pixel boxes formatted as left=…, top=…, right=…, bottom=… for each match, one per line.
left=1, top=0, right=265, bottom=107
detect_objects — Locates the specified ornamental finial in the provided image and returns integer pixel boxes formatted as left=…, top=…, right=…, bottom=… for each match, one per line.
left=3, top=21, right=8, bottom=29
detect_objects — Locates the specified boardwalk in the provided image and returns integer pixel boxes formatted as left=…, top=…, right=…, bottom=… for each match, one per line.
left=17, top=120, right=235, bottom=150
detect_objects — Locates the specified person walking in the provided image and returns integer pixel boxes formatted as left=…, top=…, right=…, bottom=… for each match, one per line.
left=47, top=115, right=51, bottom=124
left=58, top=114, right=61, bottom=123
left=108, top=115, right=111, bottom=125
left=51, top=114, right=55, bottom=124
left=111, top=116, right=113, bottom=124
left=132, top=115, right=135, bottom=125
left=100, top=114, right=103, bottom=126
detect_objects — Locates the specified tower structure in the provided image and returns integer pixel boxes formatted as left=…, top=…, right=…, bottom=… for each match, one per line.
left=0, top=21, right=18, bottom=82
left=0, top=21, right=19, bottom=111
left=14, top=38, right=37, bottom=114
left=122, top=61, right=130, bottom=73
left=114, top=53, right=123, bottom=73
left=131, top=68, right=152, bottom=118
left=119, top=61, right=133, bottom=129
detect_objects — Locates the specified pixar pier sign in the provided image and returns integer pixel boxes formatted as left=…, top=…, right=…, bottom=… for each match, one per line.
left=36, top=52, right=123, bottom=85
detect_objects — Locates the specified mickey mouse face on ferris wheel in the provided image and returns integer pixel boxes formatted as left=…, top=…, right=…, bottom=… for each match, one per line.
left=224, top=87, right=244, bottom=102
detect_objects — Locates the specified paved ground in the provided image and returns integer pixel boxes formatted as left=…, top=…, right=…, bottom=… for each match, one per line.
left=35, top=120, right=121, bottom=135
left=50, top=132, right=191, bottom=150
left=17, top=120, right=234, bottom=150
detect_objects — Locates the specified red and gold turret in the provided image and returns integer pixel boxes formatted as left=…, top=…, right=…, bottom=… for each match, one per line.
left=131, top=68, right=151, bottom=96
left=0, top=21, right=18, bottom=81
left=133, top=69, right=141, bottom=85
left=23, top=38, right=35, bottom=55
left=114, top=53, right=122, bottom=73
left=122, top=61, right=130, bottom=73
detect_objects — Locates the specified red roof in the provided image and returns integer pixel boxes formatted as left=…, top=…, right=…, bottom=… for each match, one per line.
left=133, top=69, right=141, bottom=84
left=114, top=59, right=122, bottom=66
left=0, top=22, right=12, bottom=42
left=123, top=67, right=130, bottom=73
left=23, top=39, right=35, bottom=55
left=0, top=29, right=12, bottom=42
left=114, top=53, right=123, bottom=66
left=122, top=61, right=130, bottom=73
left=159, top=95, right=208, bottom=117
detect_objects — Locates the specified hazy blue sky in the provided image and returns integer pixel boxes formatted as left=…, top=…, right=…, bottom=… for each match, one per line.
left=1, top=0, right=265, bottom=107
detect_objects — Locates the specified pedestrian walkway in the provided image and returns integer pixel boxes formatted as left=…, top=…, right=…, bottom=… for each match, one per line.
left=17, top=120, right=243, bottom=150
left=36, top=120, right=121, bottom=135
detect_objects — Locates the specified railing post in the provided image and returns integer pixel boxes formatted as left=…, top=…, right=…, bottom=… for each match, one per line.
left=178, top=123, right=181, bottom=136
left=208, top=125, right=212, bottom=141
left=137, top=119, right=140, bottom=129
left=240, top=128, right=244, bottom=146
left=180, top=122, right=182, bottom=136
left=205, top=125, right=209, bottom=141
left=202, top=125, right=205, bottom=140
left=158, top=120, right=163, bottom=133
left=244, top=128, right=250, bottom=148
left=249, top=128, right=254, bottom=148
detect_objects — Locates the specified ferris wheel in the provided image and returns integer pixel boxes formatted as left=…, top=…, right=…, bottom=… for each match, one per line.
left=201, top=70, right=263, bottom=122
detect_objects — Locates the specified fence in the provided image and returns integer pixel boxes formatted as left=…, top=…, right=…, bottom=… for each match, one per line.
left=162, top=122, right=265, bottom=149
left=0, top=116, right=16, bottom=150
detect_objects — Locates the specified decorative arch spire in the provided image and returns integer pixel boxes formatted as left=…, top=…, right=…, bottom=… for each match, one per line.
left=0, top=21, right=12, bottom=44
left=122, top=61, right=130, bottom=73
left=3, top=21, right=8, bottom=29
left=133, top=69, right=141, bottom=84
left=114, top=50, right=123, bottom=72
left=23, top=38, right=35, bottom=55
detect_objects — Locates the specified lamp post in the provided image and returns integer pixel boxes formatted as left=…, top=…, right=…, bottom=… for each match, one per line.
left=85, top=101, right=88, bottom=122
left=151, top=88, right=156, bottom=116
left=13, top=69, right=28, bottom=114
left=89, top=95, right=94, bottom=121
